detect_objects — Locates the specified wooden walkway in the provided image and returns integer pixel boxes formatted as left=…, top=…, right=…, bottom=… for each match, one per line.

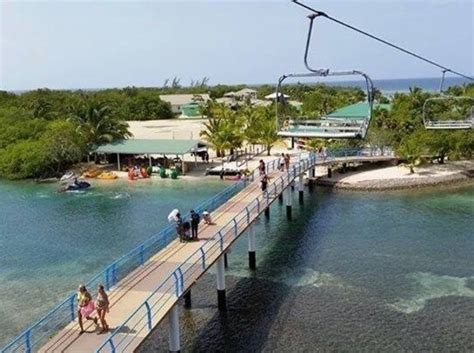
left=40, top=168, right=287, bottom=353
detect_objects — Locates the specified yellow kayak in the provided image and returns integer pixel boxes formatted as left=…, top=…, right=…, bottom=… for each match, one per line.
left=97, top=172, right=118, bottom=180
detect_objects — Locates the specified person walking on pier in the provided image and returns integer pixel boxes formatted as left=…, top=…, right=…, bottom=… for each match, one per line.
left=279, top=153, right=285, bottom=171
left=175, top=212, right=185, bottom=242
left=190, top=210, right=200, bottom=241
left=77, top=285, right=98, bottom=334
left=261, top=174, right=268, bottom=194
left=95, top=285, right=110, bottom=333
left=284, top=154, right=290, bottom=171
left=203, top=209, right=213, bottom=225
left=258, top=159, right=266, bottom=176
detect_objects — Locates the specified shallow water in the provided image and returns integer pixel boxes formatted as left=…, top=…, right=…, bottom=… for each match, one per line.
left=0, top=178, right=227, bottom=346
left=1, top=180, right=473, bottom=351
left=138, top=185, right=474, bottom=352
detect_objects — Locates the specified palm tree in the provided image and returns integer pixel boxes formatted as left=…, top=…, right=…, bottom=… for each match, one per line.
left=200, top=116, right=225, bottom=157
left=255, top=107, right=280, bottom=156
left=70, top=97, right=131, bottom=151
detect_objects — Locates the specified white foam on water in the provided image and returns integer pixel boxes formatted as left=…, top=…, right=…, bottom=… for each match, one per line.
left=388, top=272, right=474, bottom=314
left=226, top=265, right=352, bottom=291
left=111, top=192, right=131, bottom=200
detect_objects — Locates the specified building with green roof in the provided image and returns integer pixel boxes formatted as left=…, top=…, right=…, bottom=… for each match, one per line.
left=327, top=102, right=392, bottom=120
left=95, top=139, right=206, bottom=172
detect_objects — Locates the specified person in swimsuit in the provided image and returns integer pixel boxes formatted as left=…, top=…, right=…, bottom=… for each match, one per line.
left=95, top=285, right=110, bottom=333
left=77, top=285, right=98, bottom=334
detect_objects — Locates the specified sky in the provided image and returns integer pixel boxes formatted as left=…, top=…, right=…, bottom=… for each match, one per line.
left=0, top=0, right=473, bottom=90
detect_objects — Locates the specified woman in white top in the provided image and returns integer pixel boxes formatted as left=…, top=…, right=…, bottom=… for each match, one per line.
left=96, top=284, right=110, bottom=333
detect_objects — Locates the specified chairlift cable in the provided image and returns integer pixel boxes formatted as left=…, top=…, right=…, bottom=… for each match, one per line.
left=292, top=0, right=474, bottom=82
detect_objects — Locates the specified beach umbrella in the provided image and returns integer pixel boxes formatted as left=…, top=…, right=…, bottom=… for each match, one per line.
left=168, top=209, right=179, bottom=222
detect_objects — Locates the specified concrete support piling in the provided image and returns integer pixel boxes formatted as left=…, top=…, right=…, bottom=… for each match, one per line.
left=264, top=207, right=270, bottom=218
left=298, top=174, right=304, bottom=203
left=248, top=225, right=256, bottom=270
left=216, top=256, right=226, bottom=311
left=183, top=290, right=191, bottom=309
left=285, top=187, right=292, bottom=220
left=168, top=305, right=180, bottom=353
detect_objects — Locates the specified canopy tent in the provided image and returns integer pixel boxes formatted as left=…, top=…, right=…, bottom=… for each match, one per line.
left=95, top=139, right=206, bottom=171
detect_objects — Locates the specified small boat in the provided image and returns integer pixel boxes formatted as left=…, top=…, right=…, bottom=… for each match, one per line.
left=59, top=180, right=91, bottom=192
left=206, top=162, right=246, bottom=176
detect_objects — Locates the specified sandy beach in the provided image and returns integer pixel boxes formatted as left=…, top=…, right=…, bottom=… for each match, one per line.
left=315, top=161, right=474, bottom=190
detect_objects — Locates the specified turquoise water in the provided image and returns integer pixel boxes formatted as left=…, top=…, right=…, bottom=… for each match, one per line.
left=1, top=180, right=473, bottom=351
left=0, top=178, right=227, bottom=346
left=139, top=184, right=474, bottom=352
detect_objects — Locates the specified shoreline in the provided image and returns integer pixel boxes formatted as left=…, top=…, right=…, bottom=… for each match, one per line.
left=314, top=161, right=474, bottom=191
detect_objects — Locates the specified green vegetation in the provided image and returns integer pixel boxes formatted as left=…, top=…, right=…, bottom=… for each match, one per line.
left=0, top=82, right=472, bottom=179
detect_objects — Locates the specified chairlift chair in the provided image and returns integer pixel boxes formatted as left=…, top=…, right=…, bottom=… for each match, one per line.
left=423, top=70, right=474, bottom=130
left=275, top=14, right=375, bottom=139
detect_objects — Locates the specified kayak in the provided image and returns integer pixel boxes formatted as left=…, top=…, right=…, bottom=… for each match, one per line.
left=97, top=172, right=118, bottom=180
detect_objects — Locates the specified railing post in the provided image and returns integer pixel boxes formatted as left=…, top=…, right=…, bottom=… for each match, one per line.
left=144, top=301, right=153, bottom=331
left=233, top=219, right=238, bottom=237
left=200, top=247, right=206, bottom=269
left=112, top=263, right=117, bottom=286
left=140, top=244, right=145, bottom=266
left=256, top=198, right=260, bottom=213
left=25, top=330, right=31, bottom=353
left=69, top=294, right=76, bottom=321
left=105, top=267, right=110, bottom=291
left=245, top=206, right=250, bottom=224
left=177, top=267, right=184, bottom=294
left=172, top=271, right=180, bottom=297
left=107, top=338, right=116, bottom=353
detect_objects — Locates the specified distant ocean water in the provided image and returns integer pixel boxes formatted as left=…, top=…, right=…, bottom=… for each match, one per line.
left=334, top=76, right=472, bottom=95
left=8, top=77, right=472, bottom=96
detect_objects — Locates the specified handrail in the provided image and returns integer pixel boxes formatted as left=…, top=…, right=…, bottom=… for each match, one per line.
left=95, top=154, right=317, bottom=353
left=1, top=157, right=280, bottom=353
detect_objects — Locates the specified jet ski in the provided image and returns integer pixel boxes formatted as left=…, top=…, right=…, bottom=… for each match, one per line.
left=59, top=180, right=91, bottom=192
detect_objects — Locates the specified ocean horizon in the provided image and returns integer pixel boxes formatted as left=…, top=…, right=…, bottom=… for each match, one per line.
left=5, top=76, right=472, bottom=95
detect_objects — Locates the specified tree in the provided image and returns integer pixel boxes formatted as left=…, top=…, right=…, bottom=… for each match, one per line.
left=40, top=120, right=85, bottom=173
left=70, top=97, right=131, bottom=151
left=255, top=107, right=279, bottom=156
left=397, top=132, right=425, bottom=174
left=0, top=140, right=49, bottom=179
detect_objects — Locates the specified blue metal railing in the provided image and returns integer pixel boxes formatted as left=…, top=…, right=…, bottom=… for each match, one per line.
left=0, top=158, right=281, bottom=353
left=94, top=154, right=317, bottom=353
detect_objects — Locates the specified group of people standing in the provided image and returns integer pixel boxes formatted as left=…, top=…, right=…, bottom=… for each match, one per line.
left=258, top=154, right=291, bottom=193
left=279, top=153, right=291, bottom=172
left=77, top=284, right=109, bottom=334
left=175, top=209, right=213, bottom=242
